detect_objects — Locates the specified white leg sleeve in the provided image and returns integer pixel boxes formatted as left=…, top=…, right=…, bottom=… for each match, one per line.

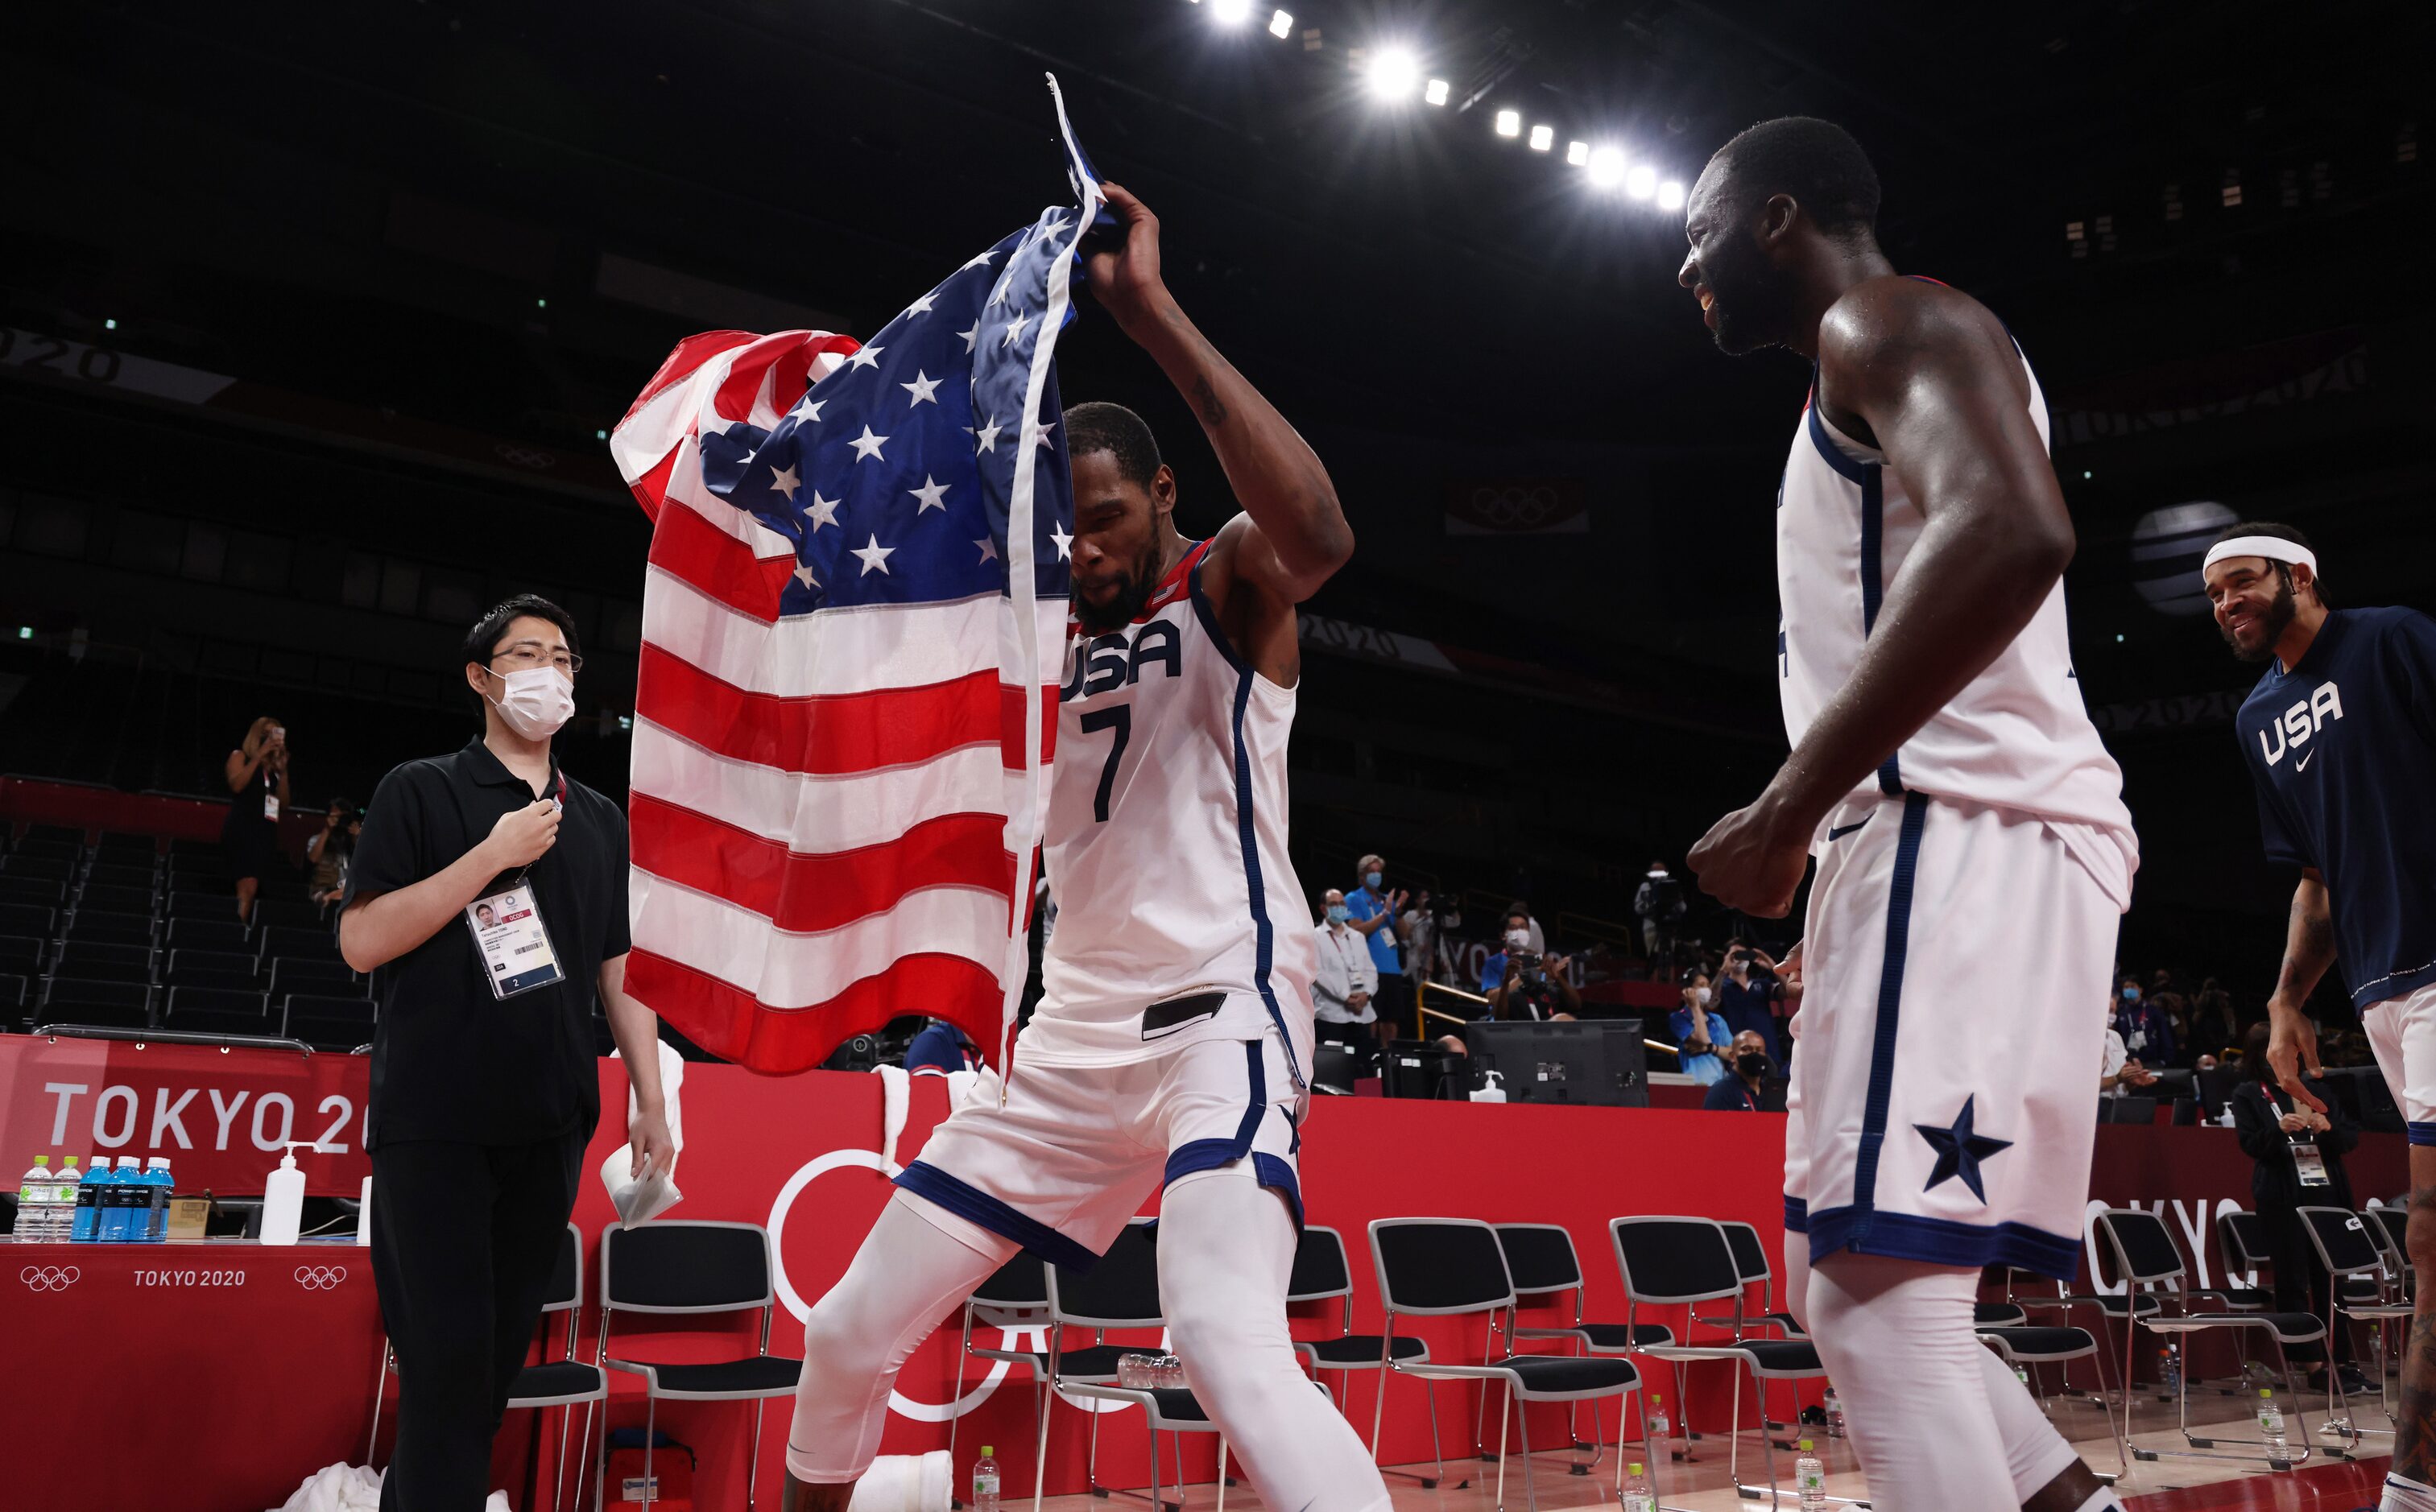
left=2387, top=1470, right=2436, bottom=1511
left=1157, top=1171, right=1393, bottom=1512
left=1801, top=1250, right=2016, bottom=1512
left=785, top=1190, right=1013, bottom=1485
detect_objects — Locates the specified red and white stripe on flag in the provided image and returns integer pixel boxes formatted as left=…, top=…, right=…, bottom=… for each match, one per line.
left=610, top=329, right=1057, bottom=1072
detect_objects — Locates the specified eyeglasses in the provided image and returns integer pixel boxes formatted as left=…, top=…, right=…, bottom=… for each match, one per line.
left=490, top=642, right=581, bottom=675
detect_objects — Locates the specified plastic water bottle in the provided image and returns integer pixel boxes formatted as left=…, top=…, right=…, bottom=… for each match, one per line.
left=15, top=1156, right=52, bottom=1240
left=2161, top=1343, right=2182, bottom=1397
left=1795, top=1438, right=1826, bottom=1509
left=142, top=1158, right=173, bottom=1242
left=99, top=1156, right=145, bottom=1242
left=1646, top=1393, right=1671, bottom=1445
left=46, top=1154, right=80, bottom=1237
left=72, top=1159, right=112, bottom=1241
left=971, top=1446, right=1001, bottom=1512
left=1621, top=1460, right=1656, bottom=1512
left=2258, top=1388, right=2287, bottom=1460
left=1824, top=1386, right=1845, bottom=1438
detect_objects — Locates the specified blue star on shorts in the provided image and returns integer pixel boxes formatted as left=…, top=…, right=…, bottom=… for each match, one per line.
left=1914, top=1094, right=2012, bottom=1204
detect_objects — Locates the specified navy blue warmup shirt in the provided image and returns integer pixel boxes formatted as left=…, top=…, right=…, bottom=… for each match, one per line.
left=2235, top=607, right=2436, bottom=1011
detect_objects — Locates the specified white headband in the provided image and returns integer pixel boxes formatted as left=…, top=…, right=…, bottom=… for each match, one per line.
left=2202, top=535, right=2318, bottom=576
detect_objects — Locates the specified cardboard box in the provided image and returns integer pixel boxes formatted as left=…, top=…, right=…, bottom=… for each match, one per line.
left=606, top=1444, right=693, bottom=1508
left=164, top=1196, right=212, bottom=1241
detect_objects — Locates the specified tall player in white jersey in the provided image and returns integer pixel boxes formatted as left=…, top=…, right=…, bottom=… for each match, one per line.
left=1678, top=118, right=2139, bottom=1512
left=784, top=183, right=1392, bottom=1512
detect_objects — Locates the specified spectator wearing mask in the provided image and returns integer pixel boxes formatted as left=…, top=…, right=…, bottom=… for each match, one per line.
left=306, top=798, right=362, bottom=908
left=1703, top=1030, right=1787, bottom=1112
left=1715, top=940, right=1787, bottom=1064
left=1342, top=854, right=1411, bottom=1036
left=2115, top=977, right=2177, bottom=1068
left=1672, top=973, right=1727, bottom=1085
left=222, top=715, right=293, bottom=923
left=1508, top=899, right=1547, bottom=956
left=2230, top=1022, right=2367, bottom=1391
left=2100, top=1005, right=2161, bottom=1100
left=904, top=1019, right=978, bottom=1075
left=1634, top=861, right=1688, bottom=964
left=1313, top=888, right=1383, bottom=1049
left=1484, top=926, right=1578, bottom=1022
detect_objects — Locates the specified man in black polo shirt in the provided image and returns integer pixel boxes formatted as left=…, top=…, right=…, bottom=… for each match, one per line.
left=341, top=594, right=672, bottom=1512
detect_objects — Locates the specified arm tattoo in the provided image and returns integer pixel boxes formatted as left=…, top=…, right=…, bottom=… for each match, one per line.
left=1190, top=375, right=1230, bottom=428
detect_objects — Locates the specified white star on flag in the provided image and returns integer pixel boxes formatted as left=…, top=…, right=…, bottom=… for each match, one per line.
left=972, top=415, right=1003, bottom=454
left=767, top=462, right=800, bottom=501
left=957, top=321, right=981, bottom=354
left=905, top=291, right=936, bottom=316
left=908, top=475, right=950, bottom=513
left=900, top=371, right=941, bottom=407
left=1051, top=523, right=1073, bottom=560
left=1002, top=316, right=1032, bottom=348
left=974, top=537, right=1000, bottom=564
left=792, top=563, right=820, bottom=590
left=804, top=490, right=842, bottom=531
left=1034, top=420, right=1058, bottom=449
left=851, top=534, right=895, bottom=576
left=803, top=399, right=825, bottom=423
left=847, top=343, right=884, bottom=370
left=847, top=425, right=889, bottom=462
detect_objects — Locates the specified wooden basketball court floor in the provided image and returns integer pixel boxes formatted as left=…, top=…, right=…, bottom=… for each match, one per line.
left=1025, top=1386, right=2400, bottom=1511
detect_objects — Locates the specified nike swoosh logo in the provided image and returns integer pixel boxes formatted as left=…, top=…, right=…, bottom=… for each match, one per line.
left=1827, top=815, right=1874, bottom=841
left=2296, top=750, right=2314, bottom=771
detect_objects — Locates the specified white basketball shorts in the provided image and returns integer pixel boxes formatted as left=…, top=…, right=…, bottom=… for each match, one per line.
left=895, top=1028, right=1305, bottom=1270
left=1784, top=791, right=2126, bottom=1279
left=2361, top=979, right=2436, bottom=1146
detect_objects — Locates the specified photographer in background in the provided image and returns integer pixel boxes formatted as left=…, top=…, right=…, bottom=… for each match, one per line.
left=1481, top=907, right=1580, bottom=1021
left=1716, top=938, right=1788, bottom=1064
left=1635, top=860, right=1687, bottom=967
left=222, top=715, right=293, bottom=923
left=1400, top=888, right=1440, bottom=991
left=306, top=798, right=362, bottom=908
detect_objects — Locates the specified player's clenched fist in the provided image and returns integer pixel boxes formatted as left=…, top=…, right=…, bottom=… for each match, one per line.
left=483, top=799, right=560, bottom=869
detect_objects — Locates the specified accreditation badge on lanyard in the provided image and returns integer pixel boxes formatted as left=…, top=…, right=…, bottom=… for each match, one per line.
left=2290, top=1138, right=2331, bottom=1187
left=466, top=777, right=567, bottom=1000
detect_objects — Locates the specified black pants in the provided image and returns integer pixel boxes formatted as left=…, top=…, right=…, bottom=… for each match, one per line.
left=373, top=1129, right=589, bottom=1511
left=1371, top=973, right=1414, bottom=1039
left=2260, top=1194, right=2352, bottom=1365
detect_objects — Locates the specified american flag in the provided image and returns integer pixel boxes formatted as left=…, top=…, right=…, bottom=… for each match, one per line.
left=609, top=79, right=1098, bottom=1072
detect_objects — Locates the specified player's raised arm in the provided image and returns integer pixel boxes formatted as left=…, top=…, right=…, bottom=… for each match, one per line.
left=1082, top=181, right=1352, bottom=604
left=1742, top=282, right=2076, bottom=855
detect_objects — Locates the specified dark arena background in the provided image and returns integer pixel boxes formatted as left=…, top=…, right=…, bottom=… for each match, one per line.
left=2, top=3, right=2433, bottom=1510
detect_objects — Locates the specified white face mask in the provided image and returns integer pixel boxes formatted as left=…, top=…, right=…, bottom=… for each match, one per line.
left=1504, top=929, right=1530, bottom=951
left=1693, top=987, right=1712, bottom=1005
left=486, top=666, right=575, bottom=740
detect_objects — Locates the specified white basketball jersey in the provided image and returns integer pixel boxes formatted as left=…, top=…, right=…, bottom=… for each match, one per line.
left=1776, top=341, right=2137, bottom=899
left=1019, top=537, right=1315, bottom=1072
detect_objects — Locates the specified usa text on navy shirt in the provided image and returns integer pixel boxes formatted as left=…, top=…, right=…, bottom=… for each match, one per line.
left=2236, top=607, right=2436, bottom=1010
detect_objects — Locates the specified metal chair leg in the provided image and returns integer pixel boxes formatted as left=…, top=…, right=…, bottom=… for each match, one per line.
left=1032, top=1378, right=1053, bottom=1512
left=366, top=1341, right=391, bottom=1469
left=1516, top=1390, right=1539, bottom=1512
left=1427, top=1381, right=1445, bottom=1485
left=555, top=1402, right=573, bottom=1512
left=643, top=1394, right=657, bottom=1512
left=1492, top=1380, right=1512, bottom=1511
left=747, top=1398, right=767, bottom=1512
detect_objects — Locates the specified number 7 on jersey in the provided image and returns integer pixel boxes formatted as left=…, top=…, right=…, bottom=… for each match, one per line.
left=1077, top=704, right=1131, bottom=824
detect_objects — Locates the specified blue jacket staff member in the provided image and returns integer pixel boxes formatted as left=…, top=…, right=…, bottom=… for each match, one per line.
left=340, top=595, right=672, bottom=1512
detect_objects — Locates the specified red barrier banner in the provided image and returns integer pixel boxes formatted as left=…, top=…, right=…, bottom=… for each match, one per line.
left=0, top=1037, right=374, bottom=1196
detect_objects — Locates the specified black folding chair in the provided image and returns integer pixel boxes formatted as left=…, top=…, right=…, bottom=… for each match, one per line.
left=1612, top=1216, right=1832, bottom=1504
left=1286, top=1224, right=1441, bottom=1485
left=598, top=1221, right=801, bottom=1511
left=2096, top=1208, right=2326, bottom=1469
left=373, top=1224, right=606, bottom=1509
left=1493, top=1222, right=1669, bottom=1461
left=2298, top=1205, right=2415, bottom=1445
left=1371, top=1217, right=1646, bottom=1512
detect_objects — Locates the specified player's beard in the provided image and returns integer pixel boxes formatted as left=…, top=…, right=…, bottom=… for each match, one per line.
left=1704, top=226, right=1797, bottom=356
left=1073, top=540, right=1164, bottom=635
left=2220, top=572, right=2296, bottom=663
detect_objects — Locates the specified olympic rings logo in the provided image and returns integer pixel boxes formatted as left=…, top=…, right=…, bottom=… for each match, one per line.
left=20, top=1265, right=81, bottom=1291
left=766, top=1149, right=1131, bottom=1423
left=493, top=443, right=559, bottom=471
left=1462, top=483, right=1569, bottom=528
left=294, top=1265, right=349, bottom=1291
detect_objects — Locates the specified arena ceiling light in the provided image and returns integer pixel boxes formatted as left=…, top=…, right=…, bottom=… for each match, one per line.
left=1528, top=124, right=1553, bottom=152
left=1625, top=164, right=1657, bottom=200
left=1210, top=0, right=1252, bottom=24
left=1364, top=47, right=1421, bottom=101
left=1424, top=77, right=1449, bottom=105
left=1656, top=180, right=1686, bottom=211
left=1565, top=140, right=1589, bottom=167
left=1268, top=8, right=1292, bottom=38
left=1586, top=145, right=1625, bottom=188
left=1494, top=108, right=1521, bottom=138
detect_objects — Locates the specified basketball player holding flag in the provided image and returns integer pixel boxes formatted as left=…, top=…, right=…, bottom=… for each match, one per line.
left=2203, top=523, right=2436, bottom=1512
left=784, top=183, right=1389, bottom=1510
left=1678, top=118, right=2138, bottom=1510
